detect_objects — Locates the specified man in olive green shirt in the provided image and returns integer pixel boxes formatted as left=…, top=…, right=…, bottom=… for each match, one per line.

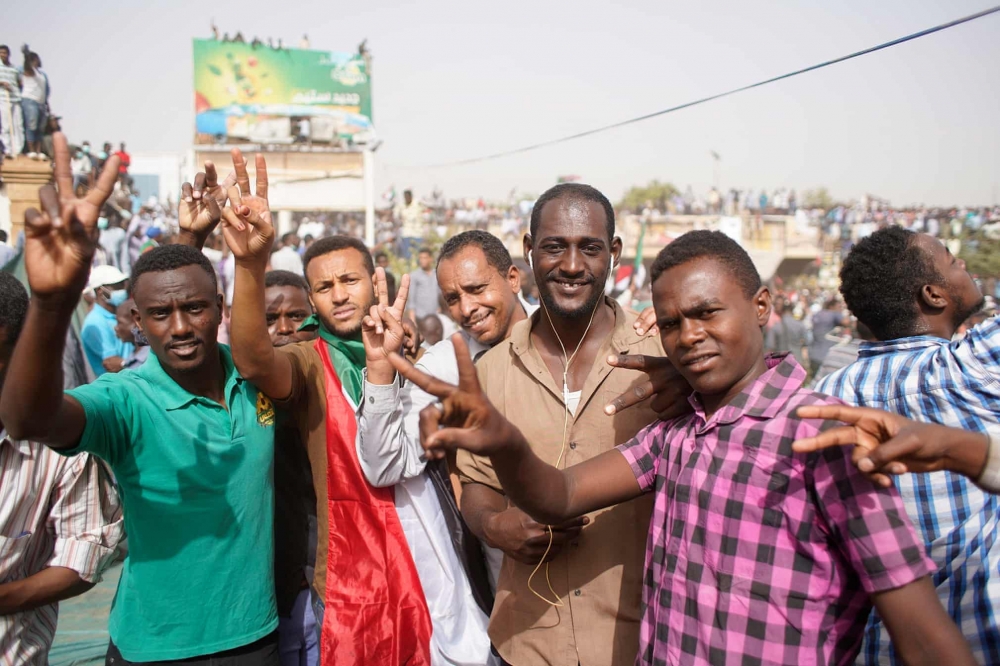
left=0, top=140, right=279, bottom=664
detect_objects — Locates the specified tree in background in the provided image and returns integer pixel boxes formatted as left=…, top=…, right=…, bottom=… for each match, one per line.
left=618, top=180, right=680, bottom=213
left=801, top=187, right=835, bottom=210
left=960, top=235, right=1000, bottom=279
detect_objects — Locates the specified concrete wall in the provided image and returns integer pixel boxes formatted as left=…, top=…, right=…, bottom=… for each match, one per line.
left=130, top=152, right=186, bottom=204
left=193, top=148, right=365, bottom=211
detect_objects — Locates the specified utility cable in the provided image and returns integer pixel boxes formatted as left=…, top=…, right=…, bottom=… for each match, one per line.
left=400, top=6, right=999, bottom=169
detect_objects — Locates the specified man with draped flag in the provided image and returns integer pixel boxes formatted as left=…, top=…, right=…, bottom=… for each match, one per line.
left=222, top=148, right=432, bottom=666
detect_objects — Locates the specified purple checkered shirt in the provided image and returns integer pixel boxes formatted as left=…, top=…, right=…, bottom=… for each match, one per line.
left=617, top=354, right=934, bottom=666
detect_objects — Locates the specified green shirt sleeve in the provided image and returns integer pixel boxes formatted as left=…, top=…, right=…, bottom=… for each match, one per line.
left=64, top=375, right=131, bottom=467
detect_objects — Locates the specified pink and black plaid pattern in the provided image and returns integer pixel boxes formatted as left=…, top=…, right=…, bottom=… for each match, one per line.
left=618, top=354, right=934, bottom=666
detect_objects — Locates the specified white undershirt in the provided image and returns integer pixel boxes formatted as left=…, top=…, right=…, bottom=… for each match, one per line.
left=564, top=389, right=582, bottom=417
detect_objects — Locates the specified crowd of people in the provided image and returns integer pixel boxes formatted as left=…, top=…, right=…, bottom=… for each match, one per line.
left=209, top=22, right=313, bottom=52
left=0, top=43, right=53, bottom=161
left=820, top=199, right=1000, bottom=255
left=629, top=185, right=801, bottom=217
left=3, top=133, right=1000, bottom=666
left=369, top=184, right=1000, bottom=287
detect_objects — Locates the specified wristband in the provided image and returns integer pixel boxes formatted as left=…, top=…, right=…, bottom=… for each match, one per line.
left=975, top=431, right=1000, bottom=494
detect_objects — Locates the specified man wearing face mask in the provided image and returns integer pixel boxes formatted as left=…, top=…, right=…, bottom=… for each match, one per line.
left=113, top=298, right=150, bottom=370
left=81, top=265, right=133, bottom=376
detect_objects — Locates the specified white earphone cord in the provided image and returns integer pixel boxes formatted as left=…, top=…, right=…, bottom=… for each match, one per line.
left=525, top=251, right=611, bottom=607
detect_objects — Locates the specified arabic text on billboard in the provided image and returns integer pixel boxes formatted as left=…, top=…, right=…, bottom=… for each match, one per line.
left=193, top=39, right=372, bottom=145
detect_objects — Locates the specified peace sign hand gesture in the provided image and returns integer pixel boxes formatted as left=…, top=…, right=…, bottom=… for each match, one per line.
left=792, top=404, right=990, bottom=488
left=363, top=267, right=412, bottom=382
left=604, top=353, right=693, bottom=420
left=387, top=334, right=520, bottom=460
left=177, top=161, right=235, bottom=247
left=220, top=150, right=274, bottom=266
left=24, top=133, right=120, bottom=303
left=229, top=148, right=273, bottom=227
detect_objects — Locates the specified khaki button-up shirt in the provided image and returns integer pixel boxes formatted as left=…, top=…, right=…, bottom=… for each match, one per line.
left=457, top=299, right=662, bottom=666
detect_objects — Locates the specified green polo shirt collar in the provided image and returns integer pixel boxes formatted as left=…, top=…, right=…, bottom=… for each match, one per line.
left=137, top=344, right=243, bottom=411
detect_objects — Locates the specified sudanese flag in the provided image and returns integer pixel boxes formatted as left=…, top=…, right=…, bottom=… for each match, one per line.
left=314, top=338, right=432, bottom=666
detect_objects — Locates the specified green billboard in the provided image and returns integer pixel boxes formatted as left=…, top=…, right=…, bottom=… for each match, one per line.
left=193, top=39, right=373, bottom=143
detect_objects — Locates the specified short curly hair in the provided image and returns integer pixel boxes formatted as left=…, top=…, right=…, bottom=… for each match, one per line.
left=303, top=236, right=374, bottom=278
left=264, top=269, right=309, bottom=293
left=437, top=230, right=513, bottom=275
left=650, top=230, right=761, bottom=297
left=839, top=226, right=942, bottom=341
left=0, top=272, right=28, bottom=349
left=529, top=183, right=615, bottom=242
left=130, top=244, right=218, bottom=295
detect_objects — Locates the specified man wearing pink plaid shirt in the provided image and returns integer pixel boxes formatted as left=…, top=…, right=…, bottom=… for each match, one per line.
left=390, top=230, right=976, bottom=665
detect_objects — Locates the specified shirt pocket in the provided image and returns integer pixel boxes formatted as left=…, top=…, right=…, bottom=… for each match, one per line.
left=703, top=446, right=831, bottom=604
left=0, top=533, right=35, bottom=583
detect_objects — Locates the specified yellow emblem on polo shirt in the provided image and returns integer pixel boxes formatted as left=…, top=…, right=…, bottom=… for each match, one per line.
left=256, top=392, right=275, bottom=427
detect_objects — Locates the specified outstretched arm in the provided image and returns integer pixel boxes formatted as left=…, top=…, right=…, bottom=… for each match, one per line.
left=387, top=335, right=643, bottom=524
left=873, top=577, right=977, bottom=666
left=356, top=267, right=423, bottom=485
left=794, top=404, right=990, bottom=490
left=221, top=149, right=294, bottom=400
left=0, top=135, right=119, bottom=446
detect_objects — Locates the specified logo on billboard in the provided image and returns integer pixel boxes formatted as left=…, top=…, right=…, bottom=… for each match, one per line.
left=331, top=60, right=368, bottom=87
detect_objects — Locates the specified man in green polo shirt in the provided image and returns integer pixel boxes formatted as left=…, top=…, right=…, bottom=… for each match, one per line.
left=0, top=135, right=279, bottom=664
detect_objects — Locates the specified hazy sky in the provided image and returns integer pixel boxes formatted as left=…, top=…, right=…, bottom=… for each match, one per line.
left=8, top=0, right=1000, bottom=206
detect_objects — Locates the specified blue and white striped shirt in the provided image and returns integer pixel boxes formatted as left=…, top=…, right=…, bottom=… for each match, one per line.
left=815, top=318, right=1000, bottom=666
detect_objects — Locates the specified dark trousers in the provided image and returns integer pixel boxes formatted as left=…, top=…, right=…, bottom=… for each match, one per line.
left=106, top=631, right=279, bottom=666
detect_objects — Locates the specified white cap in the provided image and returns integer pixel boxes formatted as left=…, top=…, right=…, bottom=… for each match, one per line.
left=87, top=265, right=129, bottom=290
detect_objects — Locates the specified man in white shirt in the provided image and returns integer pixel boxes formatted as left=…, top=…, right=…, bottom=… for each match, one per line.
left=71, top=147, right=93, bottom=193
left=18, top=48, right=49, bottom=159
left=359, top=230, right=539, bottom=665
left=0, top=45, right=23, bottom=158
left=296, top=217, right=325, bottom=242
left=270, top=233, right=304, bottom=274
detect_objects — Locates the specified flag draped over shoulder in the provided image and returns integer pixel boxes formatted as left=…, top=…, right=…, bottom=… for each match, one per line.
left=313, top=338, right=432, bottom=666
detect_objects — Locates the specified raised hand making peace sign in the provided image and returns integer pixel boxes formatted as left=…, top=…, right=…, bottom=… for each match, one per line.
left=219, top=149, right=274, bottom=265
left=362, top=267, right=412, bottom=383
left=387, top=334, right=518, bottom=460
left=177, top=161, right=235, bottom=247
left=23, top=133, right=120, bottom=301
left=229, top=148, right=272, bottom=225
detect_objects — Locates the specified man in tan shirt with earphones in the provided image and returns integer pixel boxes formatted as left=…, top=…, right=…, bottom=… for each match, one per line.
left=458, top=184, right=687, bottom=666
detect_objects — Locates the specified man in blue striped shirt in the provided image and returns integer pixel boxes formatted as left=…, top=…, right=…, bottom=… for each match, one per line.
left=815, top=225, right=1000, bottom=666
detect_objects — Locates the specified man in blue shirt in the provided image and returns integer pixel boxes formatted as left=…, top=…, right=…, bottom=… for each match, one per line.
left=81, top=264, right=133, bottom=376
left=815, top=225, right=1000, bottom=666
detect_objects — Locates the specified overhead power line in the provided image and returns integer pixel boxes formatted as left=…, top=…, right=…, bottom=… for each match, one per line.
left=402, top=5, right=1000, bottom=169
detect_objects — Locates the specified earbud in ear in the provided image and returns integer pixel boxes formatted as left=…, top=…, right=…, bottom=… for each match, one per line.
left=527, top=251, right=533, bottom=270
